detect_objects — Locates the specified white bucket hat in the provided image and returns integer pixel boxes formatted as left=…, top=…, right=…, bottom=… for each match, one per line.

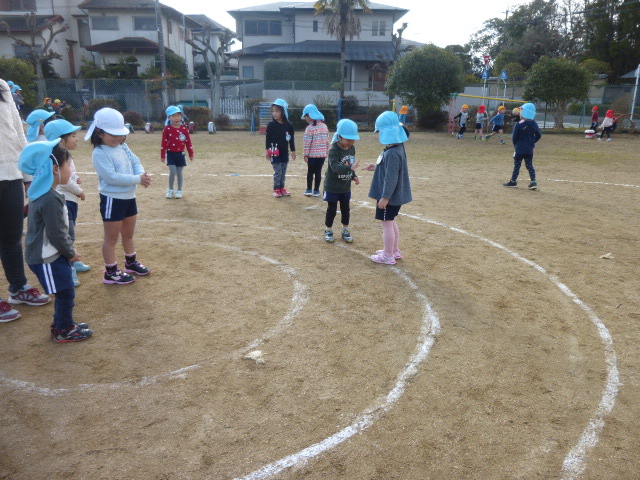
left=84, top=108, right=130, bottom=141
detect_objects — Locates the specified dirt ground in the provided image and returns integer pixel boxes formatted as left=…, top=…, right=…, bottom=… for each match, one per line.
left=1, top=129, right=639, bottom=480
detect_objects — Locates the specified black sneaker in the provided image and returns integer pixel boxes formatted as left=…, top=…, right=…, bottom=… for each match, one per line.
left=104, top=269, right=135, bottom=284
left=50, top=322, right=89, bottom=336
left=53, top=325, right=93, bottom=343
left=528, top=181, right=538, bottom=190
left=503, top=180, right=518, bottom=188
left=124, top=260, right=150, bottom=276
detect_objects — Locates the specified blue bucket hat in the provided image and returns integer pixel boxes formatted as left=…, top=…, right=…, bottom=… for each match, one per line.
left=26, top=109, right=55, bottom=142
left=301, top=104, right=324, bottom=121
left=272, top=98, right=289, bottom=120
left=166, top=105, right=181, bottom=117
left=374, top=111, right=408, bottom=145
left=331, top=118, right=360, bottom=143
left=19, top=138, right=62, bottom=201
left=44, top=119, right=81, bottom=141
left=521, top=103, right=536, bottom=120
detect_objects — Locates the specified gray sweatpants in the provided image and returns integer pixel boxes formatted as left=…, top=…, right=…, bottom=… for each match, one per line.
left=272, top=161, right=288, bottom=190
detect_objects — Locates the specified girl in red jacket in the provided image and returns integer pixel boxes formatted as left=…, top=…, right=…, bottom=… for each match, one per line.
left=161, top=105, right=194, bottom=199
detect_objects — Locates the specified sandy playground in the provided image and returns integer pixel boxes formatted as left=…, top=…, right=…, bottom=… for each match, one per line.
left=0, top=129, right=639, bottom=480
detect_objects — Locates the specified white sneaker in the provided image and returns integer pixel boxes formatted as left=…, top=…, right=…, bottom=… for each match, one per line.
left=598, top=137, right=603, bottom=141
left=175, top=190, right=183, bottom=199
left=606, top=138, right=612, bottom=142
left=165, top=189, right=174, bottom=198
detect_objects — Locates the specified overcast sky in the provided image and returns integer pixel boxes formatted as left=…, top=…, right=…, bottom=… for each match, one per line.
left=160, top=0, right=527, bottom=50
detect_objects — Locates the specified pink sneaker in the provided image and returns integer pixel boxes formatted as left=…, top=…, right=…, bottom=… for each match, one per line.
left=9, top=286, right=50, bottom=306
left=370, top=252, right=396, bottom=265
left=0, top=300, right=21, bottom=322
left=280, top=188, right=291, bottom=196
left=376, top=249, right=403, bottom=259
left=273, top=189, right=282, bottom=198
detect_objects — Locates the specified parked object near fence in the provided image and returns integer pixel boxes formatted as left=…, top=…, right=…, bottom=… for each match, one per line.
left=208, top=122, right=216, bottom=134
left=189, top=121, right=196, bottom=133
left=584, top=129, right=596, bottom=138
left=145, top=122, right=154, bottom=133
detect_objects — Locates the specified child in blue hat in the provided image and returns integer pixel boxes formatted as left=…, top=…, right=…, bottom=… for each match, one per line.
left=503, top=102, right=541, bottom=190
left=20, top=139, right=93, bottom=342
left=364, top=111, right=413, bottom=265
left=161, top=105, right=194, bottom=199
left=25, top=109, right=55, bottom=142
left=301, top=104, right=330, bottom=197
left=323, top=119, right=360, bottom=243
left=265, top=98, right=296, bottom=197
left=45, top=119, right=91, bottom=284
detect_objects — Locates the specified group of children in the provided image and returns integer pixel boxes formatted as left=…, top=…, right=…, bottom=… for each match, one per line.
left=265, top=98, right=412, bottom=265
left=454, top=104, right=513, bottom=143
left=590, top=106, right=618, bottom=141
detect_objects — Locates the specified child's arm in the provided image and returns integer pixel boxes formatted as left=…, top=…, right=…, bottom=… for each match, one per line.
left=288, top=124, right=296, bottom=161
left=93, top=147, right=146, bottom=186
left=303, top=125, right=313, bottom=160
left=42, top=194, right=76, bottom=260
left=184, top=126, right=195, bottom=161
left=160, top=127, right=170, bottom=163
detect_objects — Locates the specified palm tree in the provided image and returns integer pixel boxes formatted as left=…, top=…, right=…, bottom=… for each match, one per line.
left=314, top=0, right=372, bottom=100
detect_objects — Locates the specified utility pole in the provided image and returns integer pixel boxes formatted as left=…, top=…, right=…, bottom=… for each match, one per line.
left=154, top=0, right=168, bottom=107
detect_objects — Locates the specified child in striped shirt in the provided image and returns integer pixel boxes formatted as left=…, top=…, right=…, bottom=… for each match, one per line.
left=301, top=104, right=330, bottom=196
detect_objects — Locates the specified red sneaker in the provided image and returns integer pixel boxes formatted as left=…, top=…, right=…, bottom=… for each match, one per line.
left=0, top=300, right=21, bottom=322
left=9, top=286, right=50, bottom=306
left=280, top=188, right=291, bottom=196
left=273, top=189, right=283, bottom=198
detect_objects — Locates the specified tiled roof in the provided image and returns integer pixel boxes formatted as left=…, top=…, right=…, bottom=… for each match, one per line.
left=240, top=40, right=397, bottom=62
left=187, top=14, right=234, bottom=34
left=85, top=36, right=160, bottom=53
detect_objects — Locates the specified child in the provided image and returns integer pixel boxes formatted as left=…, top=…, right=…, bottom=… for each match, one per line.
left=265, top=98, right=296, bottom=197
left=301, top=104, right=330, bottom=197
left=42, top=97, right=54, bottom=112
left=85, top=108, right=152, bottom=285
left=503, top=103, right=541, bottom=190
left=161, top=105, right=194, bottom=199
left=598, top=109, right=616, bottom=142
left=485, top=106, right=507, bottom=144
left=364, top=111, right=413, bottom=265
left=474, top=105, right=487, bottom=139
left=11, top=85, right=24, bottom=119
left=19, top=139, right=93, bottom=342
left=453, top=104, right=469, bottom=139
left=590, top=106, right=599, bottom=130
left=25, top=109, right=55, bottom=142
left=510, top=107, right=521, bottom=123
left=45, top=119, right=91, bottom=286
left=398, top=105, right=409, bottom=124
left=323, top=119, right=360, bottom=243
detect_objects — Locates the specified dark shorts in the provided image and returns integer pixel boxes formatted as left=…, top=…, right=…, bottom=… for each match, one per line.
left=167, top=150, right=187, bottom=167
left=374, top=203, right=401, bottom=221
left=492, top=124, right=503, bottom=132
left=323, top=191, right=351, bottom=203
left=29, top=255, right=73, bottom=295
left=475, top=123, right=482, bottom=129
left=100, top=194, right=137, bottom=222
left=66, top=200, right=78, bottom=224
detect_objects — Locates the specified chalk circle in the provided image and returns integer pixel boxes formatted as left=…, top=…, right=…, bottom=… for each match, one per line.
left=0, top=242, right=310, bottom=396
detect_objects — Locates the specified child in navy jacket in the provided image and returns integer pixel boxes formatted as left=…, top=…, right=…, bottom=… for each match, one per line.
left=503, top=103, right=542, bottom=190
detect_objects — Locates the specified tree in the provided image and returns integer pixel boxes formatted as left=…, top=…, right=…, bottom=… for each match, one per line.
left=0, top=13, right=69, bottom=99
left=0, top=57, right=36, bottom=107
left=314, top=0, right=372, bottom=100
left=187, top=26, right=235, bottom=117
left=386, top=45, right=464, bottom=125
left=524, top=56, right=590, bottom=127
left=141, top=50, right=188, bottom=80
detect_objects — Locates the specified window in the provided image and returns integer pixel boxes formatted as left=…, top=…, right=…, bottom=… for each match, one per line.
left=244, top=19, right=281, bottom=36
left=313, top=20, right=318, bottom=32
left=167, top=20, right=172, bottom=34
left=14, top=43, right=41, bottom=60
left=242, top=66, right=254, bottom=79
left=0, top=0, right=36, bottom=11
left=372, top=20, right=386, bottom=36
left=91, top=16, right=118, bottom=30
left=134, top=17, right=155, bottom=31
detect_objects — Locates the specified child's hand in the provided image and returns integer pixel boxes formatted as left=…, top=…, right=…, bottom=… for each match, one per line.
left=364, top=163, right=376, bottom=171
left=161, top=157, right=166, bottom=164
left=266, top=151, right=271, bottom=161
left=304, top=156, right=309, bottom=163
left=378, top=198, right=389, bottom=209
left=350, top=160, right=359, bottom=171
left=76, top=177, right=82, bottom=185
left=140, top=172, right=152, bottom=188
left=354, top=176, right=360, bottom=185
left=78, top=191, right=86, bottom=201
left=291, top=151, right=297, bottom=161
left=189, top=157, right=195, bottom=163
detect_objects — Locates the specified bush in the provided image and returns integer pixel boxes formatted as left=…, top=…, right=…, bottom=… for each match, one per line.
left=214, top=113, right=231, bottom=130
left=123, top=111, right=145, bottom=127
left=88, top=99, right=121, bottom=118
left=185, top=106, right=210, bottom=127
left=60, top=105, right=79, bottom=122
left=417, top=110, right=449, bottom=130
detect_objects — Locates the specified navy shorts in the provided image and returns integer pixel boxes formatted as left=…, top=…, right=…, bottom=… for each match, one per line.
left=475, top=123, right=482, bottom=129
left=167, top=150, right=187, bottom=167
left=29, top=255, right=74, bottom=295
left=66, top=200, right=78, bottom=224
left=374, top=203, right=401, bottom=221
left=492, top=124, right=503, bottom=132
left=100, top=194, right=138, bottom=222
left=323, top=191, right=351, bottom=203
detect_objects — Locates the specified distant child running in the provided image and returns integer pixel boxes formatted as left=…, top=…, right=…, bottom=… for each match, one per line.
left=364, top=111, right=413, bottom=265
left=161, top=105, right=194, bottom=199
left=45, top=119, right=91, bottom=286
left=265, top=98, right=296, bottom=197
left=20, top=139, right=93, bottom=342
left=590, top=106, right=599, bottom=130
left=323, top=119, right=360, bottom=244
left=453, top=104, right=469, bottom=139
left=474, top=105, right=487, bottom=139
left=301, top=104, right=330, bottom=197
left=510, top=107, right=521, bottom=124
left=485, top=106, right=507, bottom=144
left=598, top=109, right=617, bottom=142
left=398, top=105, right=409, bottom=124
left=85, top=108, right=152, bottom=285
left=503, top=103, right=541, bottom=190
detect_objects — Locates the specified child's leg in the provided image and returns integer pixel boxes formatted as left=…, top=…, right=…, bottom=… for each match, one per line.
left=272, top=162, right=286, bottom=190
left=176, top=166, right=184, bottom=191
left=313, top=160, right=324, bottom=192
left=392, top=219, right=400, bottom=252
left=338, top=197, right=350, bottom=227
left=325, top=201, right=337, bottom=228
left=280, top=162, right=289, bottom=188
left=53, top=287, right=75, bottom=331
left=511, top=155, right=524, bottom=182
left=102, top=220, right=123, bottom=265
left=120, top=214, right=138, bottom=258
left=523, top=154, right=536, bottom=180
left=306, top=163, right=314, bottom=190
left=168, top=165, right=177, bottom=189
left=382, top=220, right=396, bottom=256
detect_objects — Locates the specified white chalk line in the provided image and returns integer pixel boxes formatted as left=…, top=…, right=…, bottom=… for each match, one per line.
left=0, top=242, right=308, bottom=396
left=551, top=179, right=640, bottom=189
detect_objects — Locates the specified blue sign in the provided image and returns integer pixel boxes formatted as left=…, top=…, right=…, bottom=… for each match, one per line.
left=482, top=68, right=488, bottom=80
left=501, top=69, right=508, bottom=80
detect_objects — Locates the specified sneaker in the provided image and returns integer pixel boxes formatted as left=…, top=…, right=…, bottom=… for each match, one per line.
left=500, top=139, right=506, bottom=144
left=376, top=249, right=403, bottom=259
left=175, top=190, right=183, bottom=199
left=597, top=137, right=603, bottom=141
left=325, top=229, right=335, bottom=243
left=304, top=189, right=313, bottom=196
left=273, top=189, right=282, bottom=198
left=503, top=180, right=518, bottom=188
left=103, top=270, right=135, bottom=285
left=124, top=260, right=150, bottom=276
left=0, top=300, right=21, bottom=322
left=342, top=228, right=353, bottom=243
left=528, top=181, right=538, bottom=190
left=71, top=266, right=80, bottom=287
left=74, top=261, right=91, bottom=272
left=484, top=135, right=490, bottom=142
left=52, top=324, right=93, bottom=343
left=9, top=286, right=50, bottom=306
left=313, top=190, right=321, bottom=197
left=280, top=188, right=291, bottom=196
left=370, top=252, right=396, bottom=265
left=606, top=138, right=612, bottom=142
left=51, top=321, right=89, bottom=336
left=165, top=189, right=174, bottom=198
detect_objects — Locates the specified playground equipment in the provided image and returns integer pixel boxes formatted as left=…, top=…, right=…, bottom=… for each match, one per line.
left=449, top=93, right=526, bottom=134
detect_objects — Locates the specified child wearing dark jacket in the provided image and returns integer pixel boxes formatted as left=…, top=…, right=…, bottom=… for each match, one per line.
left=503, top=103, right=542, bottom=190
